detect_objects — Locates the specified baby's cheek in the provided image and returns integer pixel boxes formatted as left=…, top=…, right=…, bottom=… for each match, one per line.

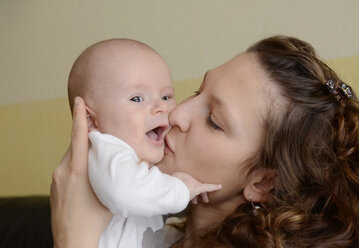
left=141, top=148, right=164, bottom=165
left=152, top=150, right=165, bottom=164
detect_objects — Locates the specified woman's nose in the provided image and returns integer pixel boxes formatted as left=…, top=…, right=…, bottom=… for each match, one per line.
left=168, top=99, right=191, bottom=132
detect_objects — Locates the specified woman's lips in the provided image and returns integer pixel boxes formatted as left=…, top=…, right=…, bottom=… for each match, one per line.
left=164, top=136, right=174, bottom=155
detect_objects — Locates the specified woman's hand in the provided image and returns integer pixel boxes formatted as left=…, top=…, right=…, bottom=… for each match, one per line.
left=50, top=97, right=112, bottom=248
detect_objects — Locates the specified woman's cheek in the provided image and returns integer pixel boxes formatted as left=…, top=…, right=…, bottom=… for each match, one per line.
left=156, top=154, right=176, bottom=174
left=182, top=139, right=221, bottom=181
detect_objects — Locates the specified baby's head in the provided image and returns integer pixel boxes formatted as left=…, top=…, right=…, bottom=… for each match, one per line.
left=68, top=39, right=176, bottom=164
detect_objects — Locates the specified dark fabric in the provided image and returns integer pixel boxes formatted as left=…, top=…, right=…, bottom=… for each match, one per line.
left=0, top=196, right=53, bottom=248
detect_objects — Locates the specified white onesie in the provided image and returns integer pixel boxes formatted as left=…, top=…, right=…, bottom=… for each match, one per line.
left=88, top=131, right=189, bottom=248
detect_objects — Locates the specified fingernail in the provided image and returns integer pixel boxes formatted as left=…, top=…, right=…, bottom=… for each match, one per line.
left=75, top=96, right=80, bottom=105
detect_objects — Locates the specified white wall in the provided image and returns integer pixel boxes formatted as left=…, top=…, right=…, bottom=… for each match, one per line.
left=1, top=0, right=359, bottom=105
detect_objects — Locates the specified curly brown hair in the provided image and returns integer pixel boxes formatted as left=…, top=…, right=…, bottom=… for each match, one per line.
left=190, top=36, right=359, bottom=247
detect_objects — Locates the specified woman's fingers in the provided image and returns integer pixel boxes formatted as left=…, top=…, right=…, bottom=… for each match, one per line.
left=50, top=96, right=113, bottom=248
left=59, top=147, right=71, bottom=167
left=70, top=96, right=89, bottom=172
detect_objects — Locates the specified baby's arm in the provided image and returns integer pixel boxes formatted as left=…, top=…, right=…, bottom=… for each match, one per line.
left=172, top=172, right=222, bottom=204
left=89, top=131, right=216, bottom=218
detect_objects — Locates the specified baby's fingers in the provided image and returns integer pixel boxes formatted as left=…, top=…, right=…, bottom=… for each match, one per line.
left=197, top=183, right=222, bottom=195
left=200, top=192, right=209, bottom=203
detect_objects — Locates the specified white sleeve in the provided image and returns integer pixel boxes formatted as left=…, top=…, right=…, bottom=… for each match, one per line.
left=88, top=131, right=189, bottom=218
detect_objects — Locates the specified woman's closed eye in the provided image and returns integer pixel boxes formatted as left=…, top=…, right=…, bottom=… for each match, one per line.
left=194, top=90, right=222, bottom=131
left=131, top=96, right=144, bottom=102
left=207, top=115, right=222, bottom=131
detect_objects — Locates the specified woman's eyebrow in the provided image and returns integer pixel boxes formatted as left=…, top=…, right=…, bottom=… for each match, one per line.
left=203, top=70, right=233, bottom=129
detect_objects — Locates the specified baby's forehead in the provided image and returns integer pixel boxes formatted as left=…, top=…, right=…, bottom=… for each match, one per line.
left=86, top=77, right=174, bottom=96
left=115, top=80, right=174, bottom=93
left=84, top=42, right=173, bottom=92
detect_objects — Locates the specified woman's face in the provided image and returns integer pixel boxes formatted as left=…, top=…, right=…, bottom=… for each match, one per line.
left=157, top=53, right=272, bottom=205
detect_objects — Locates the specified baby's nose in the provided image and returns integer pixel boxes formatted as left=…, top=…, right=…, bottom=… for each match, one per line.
left=151, top=100, right=168, bottom=114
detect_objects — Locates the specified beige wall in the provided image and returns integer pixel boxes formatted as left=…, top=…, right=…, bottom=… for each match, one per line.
left=1, top=0, right=359, bottom=196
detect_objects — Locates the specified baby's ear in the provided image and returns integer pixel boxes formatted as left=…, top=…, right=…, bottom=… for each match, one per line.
left=243, top=168, right=276, bottom=203
left=85, top=106, right=98, bottom=132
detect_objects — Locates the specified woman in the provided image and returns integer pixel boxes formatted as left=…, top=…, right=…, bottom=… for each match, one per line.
left=51, top=36, right=359, bottom=247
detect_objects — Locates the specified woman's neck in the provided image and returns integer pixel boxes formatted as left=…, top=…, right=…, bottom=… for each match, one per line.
left=179, top=195, right=245, bottom=248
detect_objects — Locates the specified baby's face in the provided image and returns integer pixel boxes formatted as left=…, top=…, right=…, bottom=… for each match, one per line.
left=91, top=52, right=176, bottom=164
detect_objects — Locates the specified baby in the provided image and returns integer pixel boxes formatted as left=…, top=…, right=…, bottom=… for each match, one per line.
left=67, top=39, right=221, bottom=248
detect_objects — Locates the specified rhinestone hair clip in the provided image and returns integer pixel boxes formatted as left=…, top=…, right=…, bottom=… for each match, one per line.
left=326, top=79, right=353, bottom=101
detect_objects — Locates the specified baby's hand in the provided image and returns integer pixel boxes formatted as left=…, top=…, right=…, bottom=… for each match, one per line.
left=172, top=172, right=222, bottom=204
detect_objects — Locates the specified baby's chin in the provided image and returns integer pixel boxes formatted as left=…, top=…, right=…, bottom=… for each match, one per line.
left=143, top=151, right=164, bottom=166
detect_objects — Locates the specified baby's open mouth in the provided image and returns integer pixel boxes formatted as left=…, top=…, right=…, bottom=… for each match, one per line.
left=146, top=126, right=166, bottom=141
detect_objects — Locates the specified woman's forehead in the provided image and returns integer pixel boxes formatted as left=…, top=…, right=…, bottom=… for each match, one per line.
left=203, top=53, right=272, bottom=136
left=206, top=53, right=270, bottom=108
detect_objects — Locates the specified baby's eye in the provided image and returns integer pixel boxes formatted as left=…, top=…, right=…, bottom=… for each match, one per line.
left=162, top=95, right=172, bottom=101
left=131, top=96, right=144, bottom=102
